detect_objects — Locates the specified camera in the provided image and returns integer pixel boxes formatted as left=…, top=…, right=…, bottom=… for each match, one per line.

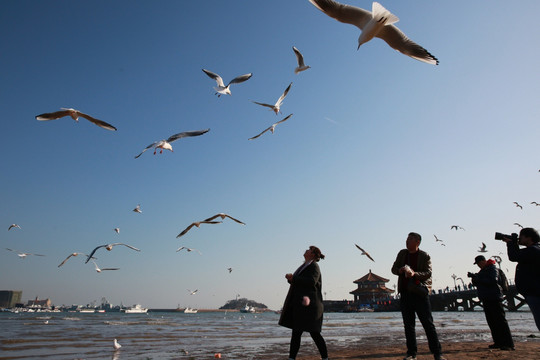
left=494, top=232, right=518, bottom=241
left=467, top=272, right=475, bottom=278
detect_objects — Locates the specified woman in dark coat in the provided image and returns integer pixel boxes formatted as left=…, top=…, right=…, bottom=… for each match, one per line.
left=279, top=245, right=328, bottom=360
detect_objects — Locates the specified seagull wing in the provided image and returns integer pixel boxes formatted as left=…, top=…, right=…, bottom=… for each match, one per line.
left=134, top=141, right=159, bottom=158
left=167, top=129, right=210, bottom=143
left=35, top=110, right=73, bottom=121
left=275, top=113, right=293, bottom=125
left=86, top=245, right=108, bottom=263
left=365, top=252, right=375, bottom=262
left=100, top=267, right=120, bottom=271
left=78, top=112, right=117, bottom=131
left=177, top=223, right=196, bottom=238
left=248, top=126, right=273, bottom=140
left=293, top=46, right=305, bottom=67
left=227, top=73, right=252, bottom=86
left=275, top=82, right=292, bottom=108
left=113, top=243, right=141, bottom=252
left=176, top=246, right=186, bottom=252
left=222, top=214, right=245, bottom=225
left=202, top=69, right=225, bottom=87
left=308, top=0, right=372, bottom=29
left=58, top=253, right=77, bottom=267
left=252, top=101, right=275, bottom=110
left=376, top=25, right=439, bottom=65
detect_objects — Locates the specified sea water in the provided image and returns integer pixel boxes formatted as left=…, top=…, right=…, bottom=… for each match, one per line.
left=0, top=311, right=538, bottom=359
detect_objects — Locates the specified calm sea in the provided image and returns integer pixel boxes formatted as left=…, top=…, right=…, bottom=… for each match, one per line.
left=0, top=310, right=538, bottom=360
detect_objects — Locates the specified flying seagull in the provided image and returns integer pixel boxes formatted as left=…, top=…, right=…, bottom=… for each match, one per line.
left=450, top=225, right=465, bottom=231
left=252, top=82, right=292, bottom=115
left=249, top=114, right=293, bottom=140
left=176, top=246, right=202, bottom=255
left=308, top=0, right=438, bottom=65
left=85, top=243, right=141, bottom=263
left=188, top=289, right=198, bottom=295
left=114, top=228, right=120, bottom=234
left=8, top=224, right=21, bottom=231
left=227, top=267, right=233, bottom=273
left=91, top=259, right=119, bottom=273
left=514, top=223, right=523, bottom=229
left=134, top=129, right=210, bottom=158
left=292, top=46, right=311, bottom=74
left=354, top=244, right=375, bottom=262
left=133, top=204, right=142, bottom=213
left=203, top=213, right=246, bottom=225
left=5, top=248, right=45, bottom=258
left=35, top=108, right=117, bottom=131
left=513, top=201, right=523, bottom=209
left=434, top=235, right=443, bottom=242
left=531, top=201, right=540, bottom=206
left=478, top=242, right=487, bottom=253
left=202, top=69, right=252, bottom=97
left=176, top=220, right=222, bottom=238
left=58, top=252, right=93, bottom=267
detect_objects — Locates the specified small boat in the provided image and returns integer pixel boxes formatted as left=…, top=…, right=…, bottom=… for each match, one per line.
left=121, top=304, right=148, bottom=313
left=240, top=304, right=256, bottom=313
left=183, top=307, right=198, bottom=314
left=78, top=308, right=96, bottom=313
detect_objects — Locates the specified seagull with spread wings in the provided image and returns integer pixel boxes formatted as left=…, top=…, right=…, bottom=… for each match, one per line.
left=513, top=201, right=523, bottom=209
left=202, top=69, right=252, bottom=97
left=58, top=252, right=93, bottom=267
left=133, top=204, right=142, bottom=213
left=91, top=259, right=119, bottom=273
left=176, top=246, right=202, bottom=255
left=249, top=114, right=293, bottom=140
left=36, top=108, right=117, bottom=131
left=203, top=213, right=246, bottom=225
left=450, top=225, right=465, bottom=231
left=176, top=220, right=222, bottom=238
left=354, top=244, right=375, bottom=262
left=85, top=243, right=140, bottom=263
left=252, top=82, right=292, bottom=115
left=308, top=0, right=438, bottom=65
left=134, top=129, right=210, bottom=158
left=292, top=46, right=310, bottom=74
left=5, top=248, right=45, bottom=258
left=8, top=224, right=21, bottom=231
left=188, top=289, right=198, bottom=295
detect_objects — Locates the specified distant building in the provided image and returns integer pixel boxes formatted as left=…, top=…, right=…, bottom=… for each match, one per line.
left=349, top=270, right=394, bottom=304
left=0, top=290, right=22, bottom=308
left=26, top=296, right=52, bottom=309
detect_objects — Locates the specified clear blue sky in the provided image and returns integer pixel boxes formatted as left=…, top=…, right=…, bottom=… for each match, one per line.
left=2, top=0, right=540, bottom=310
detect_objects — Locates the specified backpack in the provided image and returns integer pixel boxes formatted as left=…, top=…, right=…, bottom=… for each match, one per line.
left=497, top=268, right=509, bottom=294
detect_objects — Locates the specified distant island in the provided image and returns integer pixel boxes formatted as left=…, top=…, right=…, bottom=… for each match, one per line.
left=219, top=297, right=268, bottom=310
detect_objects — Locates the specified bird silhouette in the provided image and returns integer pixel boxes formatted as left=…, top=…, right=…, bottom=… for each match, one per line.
left=354, top=244, right=375, bottom=262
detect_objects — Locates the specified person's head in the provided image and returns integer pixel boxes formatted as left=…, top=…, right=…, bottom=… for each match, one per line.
left=519, top=227, right=540, bottom=246
left=473, top=255, right=487, bottom=269
left=406, top=232, right=421, bottom=253
left=304, top=245, right=325, bottom=262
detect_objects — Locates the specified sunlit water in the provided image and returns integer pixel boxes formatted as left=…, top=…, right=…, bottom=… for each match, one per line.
left=0, top=311, right=538, bottom=359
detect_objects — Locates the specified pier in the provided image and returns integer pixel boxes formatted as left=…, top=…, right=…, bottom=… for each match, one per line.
left=429, top=285, right=525, bottom=312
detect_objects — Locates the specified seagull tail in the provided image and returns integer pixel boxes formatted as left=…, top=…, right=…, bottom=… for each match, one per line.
left=372, top=2, right=399, bottom=25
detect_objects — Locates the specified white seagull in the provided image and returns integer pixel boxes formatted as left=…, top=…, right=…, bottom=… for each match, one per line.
left=58, top=252, right=92, bottom=267
left=114, top=228, right=120, bottom=234
left=5, top=248, right=45, bottom=258
left=203, top=213, right=246, bottom=225
left=450, top=225, right=465, bottom=231
left=85, top=243, right=141, bottom=263
left=292, top=46, right=311, bottom=74
left=176, top=220, right=222, bottom=238
left=176, top=246, right=202, bottom=255
left=8, top=224, right=21, bottom=231
left=188, top=289, right=199, bottom=295
left=249, top=114, right=293, bottom=140
left=91, top=259, right=119, bottom=273
left=252, top=82, right=292, bottom=115
left=354, top=244, right=375, bottom=262
left=308, top=0, right=439, bottom=65
left=113, top=339, right=122, bottom=350
left=35, top=108, right=117, bottom=131
left=134, top=129, right=210, bottom=158
left=202, top=69, right=252, bottom=97
left=133, top=204, right=142, bottom=213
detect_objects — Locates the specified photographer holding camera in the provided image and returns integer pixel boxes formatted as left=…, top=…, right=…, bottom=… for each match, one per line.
left=500, top=227, right=540, bottom=331
left=469, top=255, right=514, bottom=350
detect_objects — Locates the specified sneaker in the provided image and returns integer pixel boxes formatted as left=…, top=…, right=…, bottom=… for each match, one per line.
left=403, top=356, right=416, bottom=360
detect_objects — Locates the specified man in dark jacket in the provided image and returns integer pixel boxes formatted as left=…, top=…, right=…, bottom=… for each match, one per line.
left=503, top=227, right=540, bottom=331
left=391, top=232, right=445, bottom=360
left=469, top=255, right=514, bottom=350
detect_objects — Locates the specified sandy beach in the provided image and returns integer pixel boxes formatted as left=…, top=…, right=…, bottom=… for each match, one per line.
left=287, top=340, right=540, bottom=360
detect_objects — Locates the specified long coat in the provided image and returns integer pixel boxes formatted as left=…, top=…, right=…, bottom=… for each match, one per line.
left=278, top=261, right=324, bottom=333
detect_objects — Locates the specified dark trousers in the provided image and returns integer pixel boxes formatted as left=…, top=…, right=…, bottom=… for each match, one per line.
left=400, top=292, right=442, bottom=357
left=289, top=330, right=328, bottom=359
left=482, top=299, right=514, bottom=347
